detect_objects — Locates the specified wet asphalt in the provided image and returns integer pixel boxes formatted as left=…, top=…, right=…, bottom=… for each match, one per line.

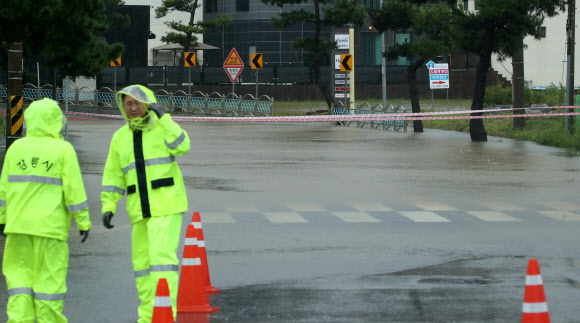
left=1, top=117, right=580, bottom=322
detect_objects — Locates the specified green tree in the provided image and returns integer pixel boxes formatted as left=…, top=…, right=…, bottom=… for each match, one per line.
left=370, top=1, right=453, bottom=132
left=446, top=0, right=565, bottom=141
left=261, top=0, right=367, bottom=110
left=0, top=0, right=125, bottom=78
left=155, top=0, right=233, bottom=86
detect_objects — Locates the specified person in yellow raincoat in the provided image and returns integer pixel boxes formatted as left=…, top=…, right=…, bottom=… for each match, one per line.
left=101, top=85, right=190, bottom=323
left=0, top=98, right=91, bottom=322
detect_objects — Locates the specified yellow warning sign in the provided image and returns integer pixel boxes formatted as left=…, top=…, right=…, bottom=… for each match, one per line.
left=185, top=52, right=196, bottom=67
left=110, top=56, right=122, bottom=67
left=224, top=48, right=243, bottom=66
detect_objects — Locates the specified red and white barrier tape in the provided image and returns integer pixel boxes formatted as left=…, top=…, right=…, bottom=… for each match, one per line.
left=64, top=106, right=580, bottom=123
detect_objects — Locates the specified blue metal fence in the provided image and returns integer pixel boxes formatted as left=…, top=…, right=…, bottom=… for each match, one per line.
left=0, top=84, right=274, bottom=117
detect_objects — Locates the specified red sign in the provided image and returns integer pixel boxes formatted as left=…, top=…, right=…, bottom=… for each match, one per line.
left=432, top=81, right=446, bottom=84
left=335, top=87, right=350, bottom=92
left=223, top=48, right=244, bottom=83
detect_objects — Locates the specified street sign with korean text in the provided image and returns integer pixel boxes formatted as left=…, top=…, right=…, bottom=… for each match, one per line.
left=223, top=48, right=244, bottom=83
left=426, top=61, right=449, bottom=89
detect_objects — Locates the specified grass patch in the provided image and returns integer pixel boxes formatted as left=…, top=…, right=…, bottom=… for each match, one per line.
left=273, top=99, right=580, bottom=151
left=422, top=113, right=580, bottom=150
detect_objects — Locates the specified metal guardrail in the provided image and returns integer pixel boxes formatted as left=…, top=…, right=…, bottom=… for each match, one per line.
left=332, top=101, right=408, bottom=132
left=0, top=84, right=274, bottom=117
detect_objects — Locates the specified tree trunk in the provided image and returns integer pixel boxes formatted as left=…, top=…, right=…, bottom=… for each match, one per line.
left=408, top=60, right=424, bottom=132
left=311, top=0, right=333, bottom=110
left=470, top=31, right=492, bottom=142
left=512, top=37, right=525, bottom=129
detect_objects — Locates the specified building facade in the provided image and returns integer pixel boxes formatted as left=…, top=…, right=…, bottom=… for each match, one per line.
left=202, top=0, right=389, bottom=67
left=459, top=0, right=580, bottom=89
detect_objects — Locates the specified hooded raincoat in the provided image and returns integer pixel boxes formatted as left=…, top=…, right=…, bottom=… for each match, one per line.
left=0, top=98, right=91, bottom=322
left=101, top=85, right=190, bottom=323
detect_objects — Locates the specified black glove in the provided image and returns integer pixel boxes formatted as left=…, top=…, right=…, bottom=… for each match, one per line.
left=148, top=103, right=165, bottom=119
left=102, top=211, right=114, bottom=229
left=0, top=224, right=5, bottom=237
left=80, top=230, right=89, bottom=243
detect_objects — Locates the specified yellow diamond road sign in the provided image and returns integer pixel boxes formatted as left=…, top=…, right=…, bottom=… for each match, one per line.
left=224, top=48, right=243, bottom=66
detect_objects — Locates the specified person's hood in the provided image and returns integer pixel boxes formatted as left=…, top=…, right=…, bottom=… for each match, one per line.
left=115, top=85, right=157, bottom=131
left=24, top=98, right=64, bottom=139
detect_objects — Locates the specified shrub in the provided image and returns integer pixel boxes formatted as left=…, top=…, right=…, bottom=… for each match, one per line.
left=484, top=83, right=512, bottom=106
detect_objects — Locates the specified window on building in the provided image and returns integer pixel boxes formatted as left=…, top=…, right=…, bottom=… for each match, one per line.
left=237, top=0, right=249, bottom=12
left=361, top=32, right=382, bottom=65
left=474, top=0, right=480, bottom=10
left=538, top=26, right=547, bottom=38
left=463, top=0, right=469, bottom=10
left=395, top=33, right=410, bottom=66
left=361, top=0, right=381, bottom=11
left=205, top=0, right=217, bottom=14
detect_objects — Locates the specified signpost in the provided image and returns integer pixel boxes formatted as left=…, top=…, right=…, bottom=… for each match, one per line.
left=251, top=53, right=263, bottom=97
left=184, top=52, right=196, bottom=109
left=223, top=48, right=244, bottom=94
left=110, top=56, right=121, bottom=98
left=426, top=60, right=450, bottom=110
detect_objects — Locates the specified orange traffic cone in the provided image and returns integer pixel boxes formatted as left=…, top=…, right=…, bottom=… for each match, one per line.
left=152, top=278, right=175, bottom=323
left=177, top=224, right=220, bottom=314
left=522, top=259, right=550, bottom=323
left=192, top=212, right=220, bottom=295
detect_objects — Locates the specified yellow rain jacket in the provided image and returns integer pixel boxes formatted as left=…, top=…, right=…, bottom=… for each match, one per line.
left=101, top=85, right=190, bottom=223
left=0, top=98, right=91, bottom=240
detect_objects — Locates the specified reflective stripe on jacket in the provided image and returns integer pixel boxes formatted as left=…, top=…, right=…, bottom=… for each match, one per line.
left=0, top=98, right=91, bottom=240
left=101, top=85, right=190, bottom=223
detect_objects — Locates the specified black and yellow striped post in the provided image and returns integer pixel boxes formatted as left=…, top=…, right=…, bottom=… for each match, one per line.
left=9, top=95, right=23, bottom=138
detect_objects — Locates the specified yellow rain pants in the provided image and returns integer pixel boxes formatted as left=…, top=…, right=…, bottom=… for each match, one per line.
left=132, top=213, right=182, bottom=323
left=3, top=234, right=68, bottom=323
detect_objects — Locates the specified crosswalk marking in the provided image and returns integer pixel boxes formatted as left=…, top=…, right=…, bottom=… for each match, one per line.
left=537, top=211, right=580, bottom=221
left=285, top=202, right=324, bottom=212
left=197, top=212, right=235, bottom=223
left=467, top=211, right=521, bottom=222
left=331, top=212, right=381, bottom=223
left=263, top=212, right=308, bottom=223
left=539, top=201, right=580, bottom=211
left=192, top=201, right=580, bottom=224
left=349, top=202, right=392, bottom=212
left=479, top=201, right=527, bottom=211
left=399, top=211, right=451, bottom=222
left=223, top=203, right=259, bottom=212
left=413, top=201, right=457, bottom=211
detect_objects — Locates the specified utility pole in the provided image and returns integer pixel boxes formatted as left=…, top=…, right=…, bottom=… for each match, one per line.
left=381, top=0, right=387, bottom=107
left=512, top=37, right=525, bottom=129
left=6, top=42, right=24, bottom=149
left=566, top=0, right=575, bottom=133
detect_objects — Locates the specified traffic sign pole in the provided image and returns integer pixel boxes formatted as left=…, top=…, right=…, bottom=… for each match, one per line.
left=184, top=52, right=196, bottom=109
left=251, top=53, right=263, bottom=98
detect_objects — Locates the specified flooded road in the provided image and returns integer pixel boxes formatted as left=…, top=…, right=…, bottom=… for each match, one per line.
left=1, top=119, right=579, bottom=322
